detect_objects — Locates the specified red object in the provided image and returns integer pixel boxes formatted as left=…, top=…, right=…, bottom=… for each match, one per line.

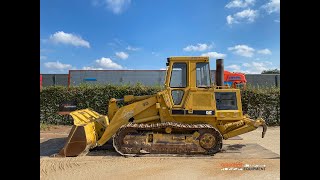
left=40, top=74, right=42, bottom=91
left=224, top=71, right=247, bottom=88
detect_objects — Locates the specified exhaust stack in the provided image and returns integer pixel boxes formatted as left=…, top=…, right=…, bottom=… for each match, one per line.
left=216, top=59, right=224, bottom=86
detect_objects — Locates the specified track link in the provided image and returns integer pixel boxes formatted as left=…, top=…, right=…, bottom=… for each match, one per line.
left=113, top=122, right=222, bottom=156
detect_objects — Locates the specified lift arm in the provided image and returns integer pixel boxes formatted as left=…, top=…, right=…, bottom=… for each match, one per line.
left=97, top=96, right=158, bottom=146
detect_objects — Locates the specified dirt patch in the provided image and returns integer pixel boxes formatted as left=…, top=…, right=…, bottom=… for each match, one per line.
left=40, top=125, right=72, bottom=134
left=40, top=125, right=280, bottom=180
left=40, top=157, right=279, bottom=180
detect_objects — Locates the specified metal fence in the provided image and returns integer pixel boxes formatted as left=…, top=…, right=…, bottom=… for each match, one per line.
left=41, top=70, right=280, bottom=87
left=41, top=74, right=69, bottom=87
left=245, top=74, right=280, bottom=87
left=69, top=70, right=166, bottom=86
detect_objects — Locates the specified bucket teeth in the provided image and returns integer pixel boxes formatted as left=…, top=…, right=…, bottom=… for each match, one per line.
left=262, top=124, right=267, bottom=138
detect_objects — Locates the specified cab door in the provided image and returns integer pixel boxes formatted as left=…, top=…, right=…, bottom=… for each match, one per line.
left=183, top=62, right=216, bottom=116
left=169, top=62, right=189, bottom=113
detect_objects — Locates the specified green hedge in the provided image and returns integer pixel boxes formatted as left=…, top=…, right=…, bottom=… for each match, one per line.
left=241, top=86, right=280, bottom=126
left=40, top=85, right=280, bottom=126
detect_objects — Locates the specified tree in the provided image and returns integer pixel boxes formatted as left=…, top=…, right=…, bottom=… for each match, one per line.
left=261, top=69, right=280, bottom=74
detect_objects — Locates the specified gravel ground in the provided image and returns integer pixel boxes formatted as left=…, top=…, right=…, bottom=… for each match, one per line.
left=40, top=125, right=280, bottom=180
left=233, top=126, right=279, bottom=155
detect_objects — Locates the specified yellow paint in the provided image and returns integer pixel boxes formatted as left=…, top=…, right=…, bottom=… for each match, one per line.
left=62, top=56, right=267, bottom=156
left=134, top=115, right=160, bottom=124
left=69, top=109, right=109, bottom=146
left=97, top=96, right=158, bottom=146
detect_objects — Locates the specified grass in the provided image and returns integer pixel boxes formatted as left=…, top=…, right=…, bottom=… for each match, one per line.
left=40, top=122, right=52, bottom=131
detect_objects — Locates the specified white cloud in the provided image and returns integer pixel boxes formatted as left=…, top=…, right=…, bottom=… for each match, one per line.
left=274, top=19, right=280, bottom=23
left=183, top=43, right=213, bottom=52
left=226, top=15, right=235, bottom=25
left=228, top=45, right=255, bottom=57
left=95, top=57, right=123, bottom=69
left=201, top=52, right=226, bottom=59
left=40, top=56, right=47, bottom=60
left=160, top=68, right=166, bottom=70
left=227, top=61, right=275, bottom=74
left=49, top=31, right=90, bottom=48
left=44, top=61, right=72, bottom=70
left=115, top=51, right=129, bottom=59
left=235, top=9, right=258, bottom=22
left=83, top=57, right=123, bottom=70
left=226, top=9, right=258, bottom=25
left=263, top=61, right=273, bottom=65
left=226, top=64, right=241, bottom=71
left=250, top=62, right=270, bottom=73
left=262, top=0, right=280, bottom=14
left=242, top=62, right=251, bottom=67
left=225, top=0, right=255, bottom=8
left=257, top=48, right=272, bottom=55
left=106, top=0, right=131, bottom=14
left=126, top=46, right=140, bottom=51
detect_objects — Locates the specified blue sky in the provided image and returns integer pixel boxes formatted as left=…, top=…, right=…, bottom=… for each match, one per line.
left=40, top=0, right=280, bottom=74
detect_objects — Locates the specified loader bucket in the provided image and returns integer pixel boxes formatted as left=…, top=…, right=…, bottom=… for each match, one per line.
left=58, top=125, right=88, bottom=157
left=57, top=109, right=109, bottom=157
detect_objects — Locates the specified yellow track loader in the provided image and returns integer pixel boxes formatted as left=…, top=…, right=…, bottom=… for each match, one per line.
left=58, top=56, right=267, bottom=157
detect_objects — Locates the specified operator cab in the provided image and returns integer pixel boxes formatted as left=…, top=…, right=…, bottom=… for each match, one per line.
left=165, top=57, right=215, bottom=115
left=165, top=56, right=241, bottom=118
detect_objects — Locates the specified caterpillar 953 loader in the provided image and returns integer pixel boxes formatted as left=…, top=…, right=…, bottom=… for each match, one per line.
left=58, top=56, right=267, bottom=157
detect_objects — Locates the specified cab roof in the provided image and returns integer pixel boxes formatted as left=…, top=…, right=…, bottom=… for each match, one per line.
left=167, top=56, right=210, bottom=62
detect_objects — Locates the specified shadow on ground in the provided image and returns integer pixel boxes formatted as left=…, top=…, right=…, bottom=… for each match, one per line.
left=217, top=143, right=279, bottom=159
left=40, top=138, right=67, bottom=156
left=40, top=138, right=119, bottom=157
left=224, top=144, right=246, bottom=151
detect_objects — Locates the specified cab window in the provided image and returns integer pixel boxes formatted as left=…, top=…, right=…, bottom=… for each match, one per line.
left=215, top=92, right=238, bottom=110
left=171, top=90, right=184, bottom=105
left=196, top=63, right=211, bottom=87
left=170, top=63, right=187, bottom=87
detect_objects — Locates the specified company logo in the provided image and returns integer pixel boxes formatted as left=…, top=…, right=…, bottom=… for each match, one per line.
left=220, top=162, right=266, bottom=171
left=228, top=76, right=241, bottom=80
